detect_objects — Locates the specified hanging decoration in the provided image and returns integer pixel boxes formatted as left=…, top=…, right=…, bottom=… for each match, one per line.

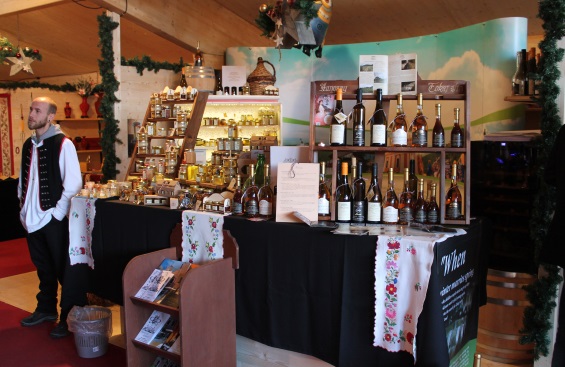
left=120, top=55, right=184, bottom=75
left=1, top=36, right=42, bottom=75
left=255, top=0, right=332, bottom=58
left=520, top=0, right=565, bottom=359
left=0, top=80, right=75, bottom=92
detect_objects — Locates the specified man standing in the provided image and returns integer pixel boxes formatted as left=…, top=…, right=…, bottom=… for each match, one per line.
left=18, top=97, right=83, bottom=338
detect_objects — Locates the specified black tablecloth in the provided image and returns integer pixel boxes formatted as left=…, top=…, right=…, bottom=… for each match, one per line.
left=0, top=177, right=26, bottom=241
left=90, top=200, right=485, bottom=367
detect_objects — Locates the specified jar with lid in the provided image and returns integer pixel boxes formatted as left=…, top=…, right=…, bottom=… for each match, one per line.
left=137, top=133, right=148, bottom=154
left=135, top=159, right=145, bottom=172
left=157, top=127, right=166, bottom=137
left=157, top=159, right=166, bottom=174
left=178, top=163, right=187, bottom=180
left=217, top=138, right=225, bottom=151
left=151, top=145, right=163, bottom=155
left=163, top=106, right=171, bottom=119
left=146, top=121, right=156, bottom=136
left=154, top=104, right=162, bottom=118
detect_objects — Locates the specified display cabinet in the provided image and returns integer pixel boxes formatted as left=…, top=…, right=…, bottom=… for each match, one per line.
left=309, top=79, right=471, bottom=225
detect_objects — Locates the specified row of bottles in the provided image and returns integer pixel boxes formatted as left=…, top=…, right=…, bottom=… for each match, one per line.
left=512, top=47, right=540, bottom=96
left=321, top=158, right=463, bottom=225
left=232, top=155, right=274, bottom=219
left=329, top=88, right=464, bottom=148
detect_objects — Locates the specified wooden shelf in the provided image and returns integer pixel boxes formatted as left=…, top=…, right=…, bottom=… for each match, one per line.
left=311, top=146, right=466, bottom=153
left=76, top=149, right=102, bottom=153
left=56, top=118, right=103, bottom=122
left=177, top=179, right=228, bottom=190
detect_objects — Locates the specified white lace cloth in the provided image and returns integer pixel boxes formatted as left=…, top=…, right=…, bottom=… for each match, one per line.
left=181, top=210, right=224, bottom=264
left=68, top=196, right=97, bottom=268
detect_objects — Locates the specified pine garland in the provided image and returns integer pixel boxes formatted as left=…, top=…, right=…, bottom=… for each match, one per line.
left=121, top=55, right=185, bottom=75
left=97, top=13, right=122, bottom=182
left=0, top=81, right=76, bottom=92
left=520, top=0, right=565, bottom=358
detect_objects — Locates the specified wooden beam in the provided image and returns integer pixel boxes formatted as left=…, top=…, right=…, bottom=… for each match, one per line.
left=0, top=0, right=67, bottom=16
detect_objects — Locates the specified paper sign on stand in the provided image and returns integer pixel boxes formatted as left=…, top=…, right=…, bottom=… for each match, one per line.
left=275, top=163, right=319, bottom=223
left=269, top=146, right=311, bottom=189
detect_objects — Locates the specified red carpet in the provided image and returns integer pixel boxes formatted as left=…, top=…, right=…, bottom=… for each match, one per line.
left=0, top=237, right=35, bottom=278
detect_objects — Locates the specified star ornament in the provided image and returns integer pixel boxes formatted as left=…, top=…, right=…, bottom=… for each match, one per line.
left=274, top=34, right=284, bottom=47
left=6, top=47, right=34, bottom=76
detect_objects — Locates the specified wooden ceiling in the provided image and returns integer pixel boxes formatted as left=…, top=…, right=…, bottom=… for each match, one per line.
left=0, top=0, right=541, bottom=82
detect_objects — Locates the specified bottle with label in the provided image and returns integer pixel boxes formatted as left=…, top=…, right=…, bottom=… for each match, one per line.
left=318, top=161, right=331, bottom=221
left=426, top=182, right=439, bottom=224
left=243, top=164, right=259, bottom=218
left=408, top=159, right=418, bottom=195
left=370, top=88, right=387, bottom=146
left=413, top=178, right=427, bottom=223
left=351, top=160, right=366, bottom=226
left=445, top=161, right=463, bottom=220
left=335, top=161, right=352, bottom=223
left=390, top=93, right=408, bottom=146
left=232, top=174, right=244, bottom=215
left=366, top=162, right=382, bottom=225
left=451, top=108, right=464, bottom=148
left=244, top=154, right=265, bottom=190
left=352, top=89, right=366, bottom=146
left=258, top=164, right=274, bottom=219
left=330, top=88, right=347, bottom=146
left=382, top=168, right=399, bottom=224
left=411, top=93, right=428, bottom=147
left=180, top=66, right=188, bottom=88
left=432, top=103, right=445, bottom=147
left=398, top=167, right=414, bottom=225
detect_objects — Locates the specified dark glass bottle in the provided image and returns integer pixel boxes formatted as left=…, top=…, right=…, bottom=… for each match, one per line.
left=426, top=183, right=439, bottom=224
left=335, top=161, right=352, bottom=223
left=366, top=163, right=382, bottom=225
left=243, top=164, right=259, bottom=218
left=330, top=88, right=347, bottom=146
left=413, top=178, right=427, bottom=223
left=408, top=159, right=418, bottom=195
left=370, top=88, right=387, bottom=146
left=352, top=89, right=366, bottom=146
left=232, top=174, right=244, bottom=215
left=445, top=161, right=463, bottom=220
left=398, top=167, right=414, bottom=225
left=451, top=108, right=464, bottom=148
left=179, top=66, right=188, bottom=88
left=432, top=103, right=445, bottom=148
left=351, top=160, right=366, bottom=226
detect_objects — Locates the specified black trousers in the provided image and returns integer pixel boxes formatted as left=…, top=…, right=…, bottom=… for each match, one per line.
left=553, top=286, right=565, bottom=367
left=26, top=215, right=90, bottom=321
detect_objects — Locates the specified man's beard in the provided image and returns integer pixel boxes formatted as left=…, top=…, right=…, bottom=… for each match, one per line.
left=28, top=116, right=49, bottom=131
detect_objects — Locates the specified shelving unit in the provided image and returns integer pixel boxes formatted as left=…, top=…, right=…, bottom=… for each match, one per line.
left=123, top=227, right=239, bottom=367
left=56, top=117, right=104, bottom=173
left=309, top=80, right=471, bottom=225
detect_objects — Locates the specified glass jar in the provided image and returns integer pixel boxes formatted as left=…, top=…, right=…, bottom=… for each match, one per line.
left=151, top=145, right=163, bottom=155
left=178, top=164, right=187, bottom=180
left=137, top=133, right=148, bottom=154
left=146, top=122, right=156, bottom=136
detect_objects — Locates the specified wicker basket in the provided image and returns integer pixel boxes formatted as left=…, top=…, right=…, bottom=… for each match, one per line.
left=247, top=57, right=276, bottom=95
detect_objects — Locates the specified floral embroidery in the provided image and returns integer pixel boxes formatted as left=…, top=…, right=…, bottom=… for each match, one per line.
left=69, top=199, right=93, bottom=260
left=183, top=212, right=223, bottom=263
left=414, top=282, right=421, bottom=292
left=406, top=245, right=416, bottom=255
left=204, top=217, right=222, bottom=260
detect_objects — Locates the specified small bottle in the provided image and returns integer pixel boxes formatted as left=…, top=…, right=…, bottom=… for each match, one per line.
left=512, top=49, right=526, bottom=95
left=382, top=168, right=399, bottom=225
left=330, top=88, right=347, bottom=146
left=351, top=160, right=366, bottom=226
left=426, top=183, right=439, bottom=224
left=194, top=41, right=203, bottom=67
left=86, top=155, right=92, bottom=172
left=370, top=88, right=387, bottom=146
left=411, top=93, right=428, bottom=147
left=232, top=175, right=244, bottom=215
left=352, top=89, right=366, bottom=146
left=432, top=103, right=445, bottom=148
left=451, top=108, right=464, bottom=148
left=179, top=66, right=188, bottom=88
left=366, top=163, right=382, bottom=225
left=258, top=164, right=274, bottom=219
left=398, top=167, right=414, bottom=225
left=243, top=164, right=259, bottom=218
left=413, top=178, right=427, bottom=223
left=445, top=161, right=463, bottom=220
left=335, top=161, right=352, bottom=223
left=390, top=93, right=408, bottom=146
left=408, top=159, right=418, bottom=195
left=318, top=162, right=331, bottom=221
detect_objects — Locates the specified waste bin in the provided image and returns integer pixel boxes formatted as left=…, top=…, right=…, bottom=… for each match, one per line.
left=67, top=305, right=113, bottom=358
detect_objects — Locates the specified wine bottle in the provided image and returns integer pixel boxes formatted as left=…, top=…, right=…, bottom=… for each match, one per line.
left=370, top=88, right=387, bottom=146
left=527, top=47, right=536, bottom=96
left=382, top=168, right=399, bottom=224
left=366, top=163, right=382, bottom=225
left=408, top=159, right=418, bottom=195
left=451, top=108, right=464, bottom=148
left=258, top=164, right=274, bottom=219
left=445, top=161, right=463, bottom=220
left=351, top=160, right=366, bottom=226
left=318, top=161, right=331, bottom=221
left=243, top=164, right=259, bottom=218
left=432, top=103, right=445, bottom=147
left=335, top=161, right=352, bottom=223
left=194, top=41, right=204, bottom=67
left=179, top=66, right=188, bottom=88
left=232, top=174, right=244, bottom=215
left=330, top=88, right=347, bottom=146
left=411, top=93, right=428, bottom=147
left=398, top=167, right=414, bottom=225
left=352, top=89, right=366, bottom=146
left=512, top=49, right=526, bottom=96
left=426, top=182, right=439, bottom=224
left=390, top=93, right=408, bottom=146
left=243, top=153, right=265, bottom=190
left=413, top=178, right=427, bottom=223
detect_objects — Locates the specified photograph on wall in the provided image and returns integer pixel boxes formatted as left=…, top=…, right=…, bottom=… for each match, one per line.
left=359, top=53, right=418, bottom=95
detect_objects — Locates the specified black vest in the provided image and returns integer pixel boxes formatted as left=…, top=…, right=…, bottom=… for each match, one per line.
left=21, top=134, right=65, bottom=211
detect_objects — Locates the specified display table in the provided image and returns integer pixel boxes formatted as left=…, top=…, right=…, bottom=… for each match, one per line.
left=90, top=200, right=486, bottom=367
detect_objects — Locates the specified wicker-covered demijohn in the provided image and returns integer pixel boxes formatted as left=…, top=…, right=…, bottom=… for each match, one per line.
left=247, top=57, right=276, bottom=95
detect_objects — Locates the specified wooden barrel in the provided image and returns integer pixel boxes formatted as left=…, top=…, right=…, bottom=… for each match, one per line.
left=185, top=66, right=215, bottom=92
left=477, top=269, right=536, bottom=366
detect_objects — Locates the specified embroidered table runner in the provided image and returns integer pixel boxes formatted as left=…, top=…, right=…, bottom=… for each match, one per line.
left=181, top=210, right=224, bottom=264
left=69, top=196, right=97, bottom=268
left=373, top=227, right=465, bottom=360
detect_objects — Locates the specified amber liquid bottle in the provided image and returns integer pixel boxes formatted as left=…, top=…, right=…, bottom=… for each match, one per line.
left=370, top=88, right=387, bottom=146
left=390, top=93, right=408, bottom=146
left=318, top=162, right=331, bottom=221
left=258, top=164, right=274, bottom=219
left=413, top=178, right=427, bottom=223
left=408, top=159, right=418, bottom=195
left=382, top=168, right=399, bottom=224
left=352, top=89, right=366, bottom=146
left=432, top=103, right=445, bottom=148
left=180, top=66, right=188, bottom=88
left=330, top=88, right=347, bottom=146
left=232, top=174, right=244, bottom=215
left=451, top=108, right=464, bottom=148
left=243, top=164, right=259, bottom=218
left=445, top=161, right=463, bottom=220
left=366, top=163, right=382, bottom=225
left=335, top=161, right=352, bottom=223
left=411, top=93, right=428, bottom=147
left=351, top=160, right=366, bottom=226
left=398, top=167, right=414, bottom=225
left=426, top=182, right=439, bottom=224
